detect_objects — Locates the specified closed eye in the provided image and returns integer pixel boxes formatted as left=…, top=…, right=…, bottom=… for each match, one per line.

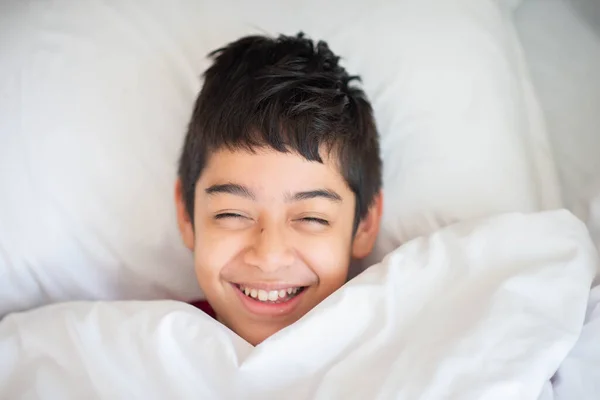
left=300, top=217, right=329, bottom=226
left=215, top=212, right=247, bottom=220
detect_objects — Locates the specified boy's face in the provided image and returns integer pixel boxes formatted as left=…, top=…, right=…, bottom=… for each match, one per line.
left=176, top=148, right=381, bottom=345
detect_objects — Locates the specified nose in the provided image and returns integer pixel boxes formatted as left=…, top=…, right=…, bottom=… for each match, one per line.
left=244, top=223, right=295, bottom=272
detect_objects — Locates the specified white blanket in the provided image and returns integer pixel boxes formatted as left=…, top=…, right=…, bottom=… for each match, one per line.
left=0, top=211, right=597, bottom=400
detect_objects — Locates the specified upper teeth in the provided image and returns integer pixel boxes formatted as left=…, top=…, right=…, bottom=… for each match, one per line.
left=241, top=286, right=300, bottom=301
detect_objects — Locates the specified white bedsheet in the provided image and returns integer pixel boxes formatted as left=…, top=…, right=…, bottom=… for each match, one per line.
left=547, top=194, right=600, bottom=399
left=0, top=210, right=597, bottom=399
left=541, top=285, right=600, bottom=400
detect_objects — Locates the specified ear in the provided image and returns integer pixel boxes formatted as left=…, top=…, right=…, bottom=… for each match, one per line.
left=175, top=178, right=195, bottom=250
left=351, top=191, right=383, bottom=259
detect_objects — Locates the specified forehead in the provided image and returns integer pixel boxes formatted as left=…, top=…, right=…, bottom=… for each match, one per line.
left=198, top=148, right=349, bottom=194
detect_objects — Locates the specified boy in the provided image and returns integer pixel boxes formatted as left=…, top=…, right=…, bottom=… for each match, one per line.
left=175, top=32, right=383, bottom=346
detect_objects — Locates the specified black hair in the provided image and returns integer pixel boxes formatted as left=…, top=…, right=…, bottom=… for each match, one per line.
left=178, top=32, right=382, bottom=231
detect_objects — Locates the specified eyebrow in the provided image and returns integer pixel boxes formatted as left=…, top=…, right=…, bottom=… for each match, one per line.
left=204, top=184, right=343, bottom=203
left=286, top=189, right=342, bottom=203
left=205, top=183, right=256, bottom=200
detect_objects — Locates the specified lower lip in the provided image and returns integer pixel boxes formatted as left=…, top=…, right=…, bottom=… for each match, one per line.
left=232, top=284, right=306, bottom=317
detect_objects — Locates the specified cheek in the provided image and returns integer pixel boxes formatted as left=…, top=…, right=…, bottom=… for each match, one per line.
left=297, top=233, right=352, bottom=287
left=193, top=227, right=247, bottom=280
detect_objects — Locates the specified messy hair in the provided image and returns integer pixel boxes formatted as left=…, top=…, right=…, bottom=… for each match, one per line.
left=178, top=32, right=382, bottom=230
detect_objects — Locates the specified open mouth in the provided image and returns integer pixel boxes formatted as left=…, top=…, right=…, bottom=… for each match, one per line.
left=235, top=284, right=306, bottom=304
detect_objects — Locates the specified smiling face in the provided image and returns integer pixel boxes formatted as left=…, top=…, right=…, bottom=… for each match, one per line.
left=175, top=148, right=382, bottom=345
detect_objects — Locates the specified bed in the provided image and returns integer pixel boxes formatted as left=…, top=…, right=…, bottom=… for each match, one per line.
left=514, top=3, right=600, bottom=396
left=0, top=0, right=598, bottom=398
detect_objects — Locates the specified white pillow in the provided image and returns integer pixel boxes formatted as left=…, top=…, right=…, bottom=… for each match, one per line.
left=0, top=211, right=596, bottom=398
left=566, top=0, right=600, bottom=34
left=355, top=0, right=562, bottom=266
left=495, top=0, right=524, bottom=10
left=0, top=0, right=560, bottom=316
left=515, top=0, right=600, bottom=221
